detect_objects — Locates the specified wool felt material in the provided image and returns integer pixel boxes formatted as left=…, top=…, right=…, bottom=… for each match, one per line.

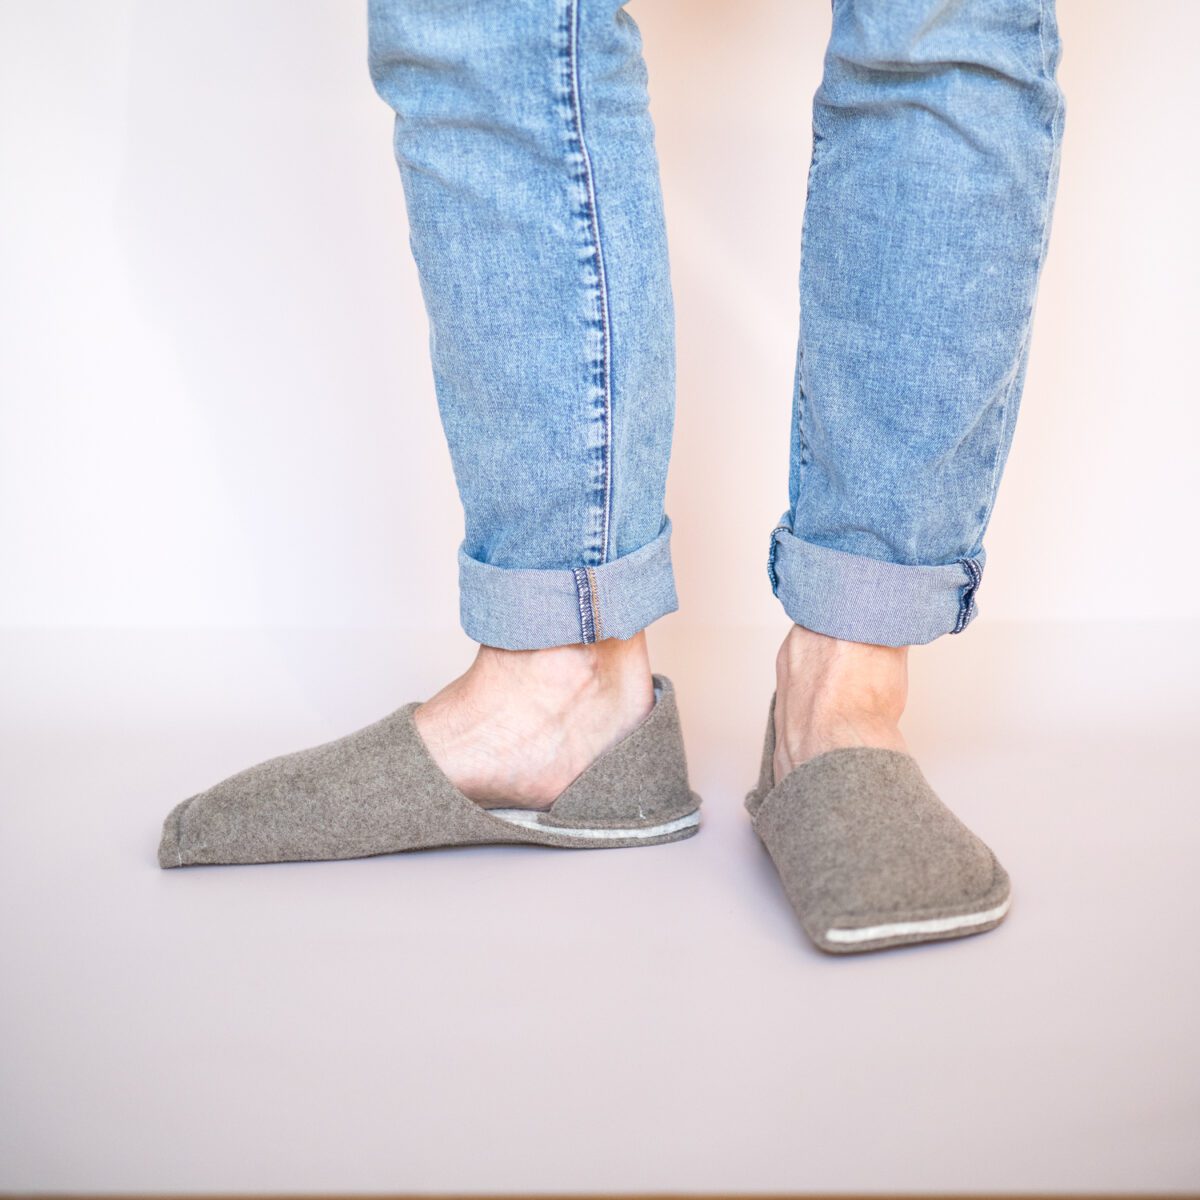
left=745, top=692, right=1011, bottom=954
left=159, top=674, right=701, bottom=868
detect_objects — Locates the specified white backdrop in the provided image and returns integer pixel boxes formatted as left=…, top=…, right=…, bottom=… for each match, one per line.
left=2, top=0, right=1197, bottom=631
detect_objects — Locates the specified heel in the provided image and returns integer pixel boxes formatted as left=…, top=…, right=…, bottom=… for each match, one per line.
left=744, top=691, right=778, bottom=817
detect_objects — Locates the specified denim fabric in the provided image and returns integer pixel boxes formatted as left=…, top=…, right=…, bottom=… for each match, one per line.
left=368, top=0, right=1065, bottom=650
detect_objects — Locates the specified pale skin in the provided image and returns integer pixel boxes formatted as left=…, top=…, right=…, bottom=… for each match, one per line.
left=414, top=623, right=909, bottom=810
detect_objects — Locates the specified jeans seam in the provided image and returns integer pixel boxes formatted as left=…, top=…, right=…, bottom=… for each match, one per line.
left=563, top=0, right=614, bottom=567
left=1037, top=0, right=1049, bottom=77
left=766, top=523, right=789, bottom=594
left=964, top=0, right=1065, bottom=559
left=573, top=566, right=597, bottom=644
left=588, top=565, right=603, bottom=640
left=792, top=105, right=825, bottom=509
left=951, top=555, right=983, bottom=635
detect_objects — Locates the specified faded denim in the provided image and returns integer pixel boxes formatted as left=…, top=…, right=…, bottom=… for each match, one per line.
left=368, top=0, right=1065, bottom=650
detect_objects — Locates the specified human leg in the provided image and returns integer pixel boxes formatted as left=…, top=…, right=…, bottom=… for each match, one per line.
left=750, top=0, right=1065, bottom=951
left=769, top=0, right=1066, bottom=654
left=157, top=1, right=700, bottom=866
left=367, top=0, right=684, bottom=807
left=369, top=0, right=678, bottom=652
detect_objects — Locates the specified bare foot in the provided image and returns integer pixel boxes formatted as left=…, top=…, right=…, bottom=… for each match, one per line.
left=773, top=623, right=909, bottom=788
left=413, top=631, right=655, bottom=810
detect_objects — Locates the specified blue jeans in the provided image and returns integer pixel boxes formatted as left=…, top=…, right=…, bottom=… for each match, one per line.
left=368, top=0, right=1065, bottom=650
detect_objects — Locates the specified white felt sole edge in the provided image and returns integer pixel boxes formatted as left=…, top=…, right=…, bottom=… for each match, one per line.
left=488, top=807, right=701, bottom=840
left=824, top=894, right=1012, bottom=945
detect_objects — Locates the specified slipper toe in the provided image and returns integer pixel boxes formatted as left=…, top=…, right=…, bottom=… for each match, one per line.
left=746, top=694, right=1011, bottom=954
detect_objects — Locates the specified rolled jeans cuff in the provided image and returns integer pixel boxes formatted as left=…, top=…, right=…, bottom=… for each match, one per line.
left=767, top=518, right=986, bottom=647
left=458, top=516, right=679, bottom=650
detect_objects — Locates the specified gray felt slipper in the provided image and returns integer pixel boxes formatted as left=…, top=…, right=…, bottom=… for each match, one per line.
left=159, top=674, right=701, bottom=867
left=744, top=692, right=1011, bottom=954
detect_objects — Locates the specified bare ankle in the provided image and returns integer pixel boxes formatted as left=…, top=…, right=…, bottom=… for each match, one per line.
left=471, top=631, right=654, bottom=712
left=414, top=631, right=656, bottom=809
left=773, top=624, right=910, bottom=782
left=775, top=624, right=908, bottom=716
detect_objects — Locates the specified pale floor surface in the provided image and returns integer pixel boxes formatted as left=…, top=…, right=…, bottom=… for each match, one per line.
left=1, top=621, right=1198, bottom=1193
